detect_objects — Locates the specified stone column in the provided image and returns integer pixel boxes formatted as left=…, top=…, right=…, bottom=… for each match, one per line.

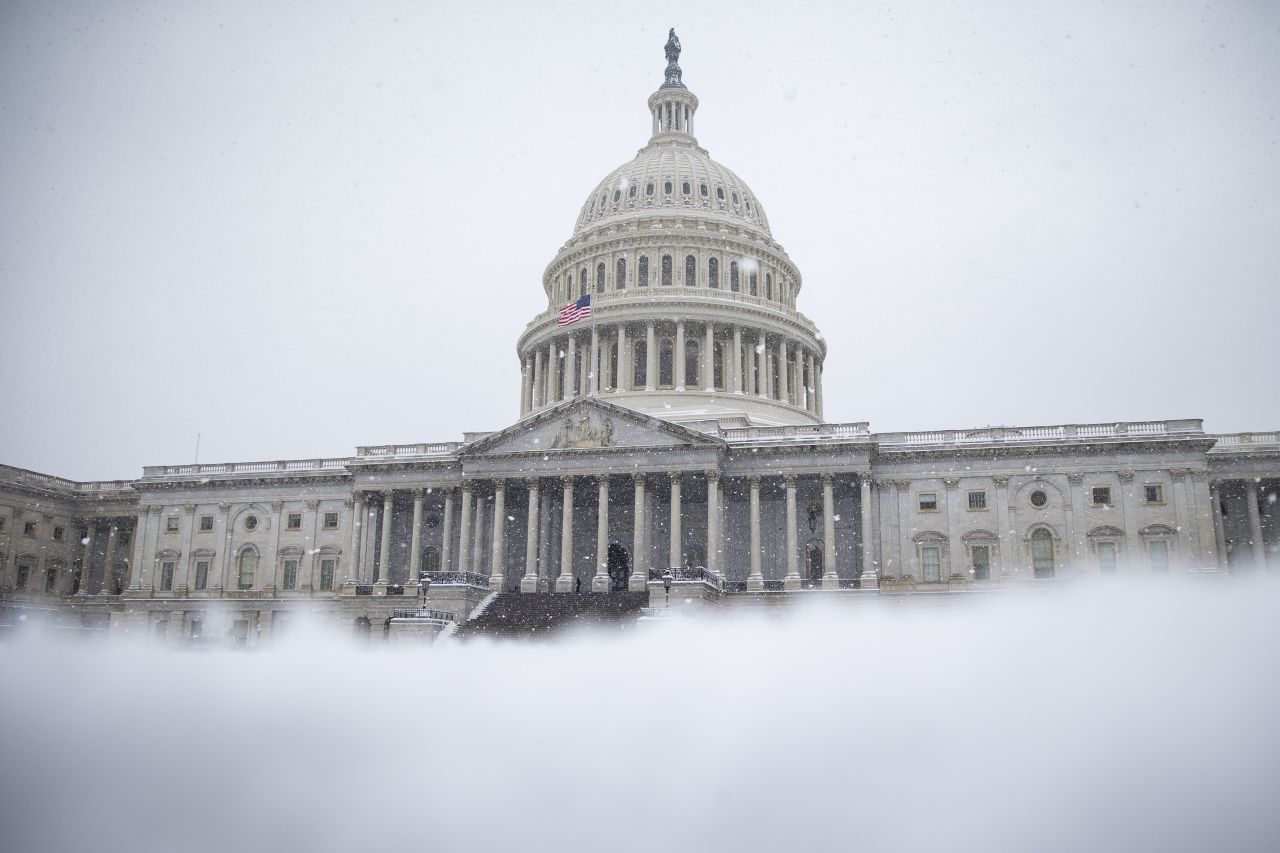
left=556, top=477, right=576, bottom=592
left=77, top=520, right=95, bottom=595
left=347, top=493, right=364, bottom=584
left=176, top=504, right=196, bottom=593
left=1118, top=471, right=1140, bottom=571
left=101, top=521, right=119, bottom=595
left=732, top=326, right=743, bottom=394
left=783, top=475, right=800, bottom=590
left=669, top=472, right=683, bottom=568
left=545, top=343, right=556, bottom=404
left=1246, top=484, right=1266, bottom=570
left=859, top=474, right=877, bottom=588
left=471, top=492, right=487, bottom=576
left=703, top=323, right=714, bottom=391
left=125, top=513, right=146, bottom=591
left=441, top=487, right=455, bottom=573
left=538, top=488, right=553, bottom=586
left=896, top=480, right=914, bottom=579
left=747, top=475, right=763, bottom=590
left=489, top=480, right=507, bottom=592
left=520, top=358, right=532, bottom=415
left=1066, top=473, right=1087, bottom=575
left=993, top=476, right=1012, bottom=578
left=533, top=348, right=544, bottom=409
left=522, top=479, right=540, bottom=593
left=1190, top=471, right=1218, bottom=568
left=457, top=483, right=474, bottom=575
left=755, top=334, right=767, bottom=398
left=779, top=339, right=789, bottom=404
left=822, top=473, right=839, bottom=589
left=216, top=502, right=233, bottom=592
left=566, top=333, right=577, bottom=399
left=706, top=471, right=721, bottom=579
left=590, top=325, right=600, bottom=395
left=1210, top=480, right=1230, bottom=569
left=618, top=324, right=630, bottom=392
left=376, top=493, right=394, bottom=586
left=944, top=477, right=964, bottom=580
left=1170, top=469, right=1196, bottom=565
left=408, top=489, right=425, bottom=585
left=675, top=321, right=686, bottom=391
left=630, top=474, right=647, bottom=591
left=645, top=323, right=657, bottom=391
left=592, top=477, right=610, bottom=592
left=805, top=351, right=816, bottom=412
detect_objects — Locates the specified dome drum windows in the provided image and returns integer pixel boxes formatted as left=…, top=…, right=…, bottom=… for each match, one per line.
left=661, top=255, right=673, bottom=286
left=708, top=257, right=719, bottom=289
left=628, top=183, right=637, bottom=199
left=658, top=338, right=675, bottom=387
left=748, top=271, right=758, bottom=296
left=685, top=339, right=700, bottom=388
left=638, top=256, right=649, bottom=286
left=645, top=182, right=654, bottom=197
left=699, top=183, right=708, bottom=198
left=632, top=340, right=648, bottom=388
left=580, top=268, right=588, bottom=298
left=596, top=263, right=606, bottom=293
left=681, top=181, right=691, bottom=196
left=616, top=258, right=626, bottom=289
left=765, top=273, right=773, bottom=301
left=664, top=181, right=673, bottom=195
left=729, top=261, right=740, bottom=292
left=684, top=255, right=696, bottom=287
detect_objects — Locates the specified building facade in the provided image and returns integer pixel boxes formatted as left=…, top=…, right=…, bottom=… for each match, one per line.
left=2, top=32, right=1278, bottom=641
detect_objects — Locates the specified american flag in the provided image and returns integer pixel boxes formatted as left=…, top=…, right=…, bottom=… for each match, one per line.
left=558, top=294, right=592, bottom=326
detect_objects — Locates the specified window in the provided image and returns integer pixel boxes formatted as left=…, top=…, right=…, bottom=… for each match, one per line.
left=0, top=518, right=6, bottom=533
left=286, top=513, right=302, bottom=530
left=24, top=521, right=36, bottom=537
left=199, top=515, right=214, bottom=531
left=638, top=256, right=649, bottom=286
left=919, top=493, right=938, bottom=511
left=713, top=341, right=725, bottom=390
left=16, top=561, right=31, bottom=590
left=237, top=547, right=258, bottom=590
left=1149, top=539, right=1170, bottom=572
left=716, top=186, right=725, bottom=201
left=1096, top=541, right=1117, bottom=574
left=645, top=182, right=654, bottom=197
left=661, top=255, right=672, bottom=286
left=729, top=261, right=740, bottom=292
left=664, top=180, right=673, bottom=195
left=612, top=189, right=620, bottom=202
left=922, top=546, right=941, bottom=582
left=681, top=181, right=690, bottom=195
left=319, top=558, right=336, bottom=591
left=44, top=563, right=59, bottom=593
left=616, top=258, right=626, bottom=289
left=708, top=257, right=719, bottom=288
left=748, top=271, right=758, bottom=296
left=165, top=516, right=179, bottom=533
left=323, top=511, right=339, bottom=529
left=1030, top=490, right=1048, bottom=508
left=283, top=559, right=299, bottom=591
left=699, top=183, right=708, bottom=198
left=658, top=338, right=674, bottom=387
left=685, top=339, right=700, bottom=387
left=244, top=515, right=259, bottom=531
left=968, top=491, right=987, bottom=510
left=160, top=561, right=175, bottom=591
left=633, top=340, right=647, bottom=387
left=579, top=268, right=588, bottom=298
left=765, top=273, right=773, bottom=300
left=732, top=191, right=739, bottom=206
left=1031, top=529, right=1054, bottom=578
left=599, top=192, right=606, bottom=209
left=1092, top=487, right=1112, bottom=506
left=1144, top=484, right=1164, bottom=504
left=685, top=255, right=696, bottom=286
left=627, top=183, right=636, bottom=199
left=971, top=545, right=990, bottom=581
left=194, top=560, right=209, bottom=591
left=596, top=263, right=605, bottom=293
left=53, top=526, right=64, bottom=542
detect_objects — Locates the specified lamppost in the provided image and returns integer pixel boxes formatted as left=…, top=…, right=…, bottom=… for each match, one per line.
left=419, top=570, right=432, bottom=616
left=662, top=570, right=674, bottom=612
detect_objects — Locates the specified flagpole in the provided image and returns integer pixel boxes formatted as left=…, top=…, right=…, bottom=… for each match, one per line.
left=589, top=290, right=598, bottom=397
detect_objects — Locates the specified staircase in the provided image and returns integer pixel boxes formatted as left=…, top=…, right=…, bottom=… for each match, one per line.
left=451, top=592, right=650, bottom=641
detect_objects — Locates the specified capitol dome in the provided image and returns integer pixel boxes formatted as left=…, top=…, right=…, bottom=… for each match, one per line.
left=516, top=29, right=827, bottom=429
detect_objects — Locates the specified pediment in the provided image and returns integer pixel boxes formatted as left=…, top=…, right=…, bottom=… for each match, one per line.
left=462, top=398, right=723, bottom=457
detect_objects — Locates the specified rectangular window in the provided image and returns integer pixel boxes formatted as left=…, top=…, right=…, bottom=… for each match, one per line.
left=53, top=526, right=65, bottom=542
left=16, top=564, right=30, bottom=590
left=1092, top=487, right=1112, bottom=506
left=1144, top=484, right=1164, bottom=504
left=1149, top=540, right=1170, bottom=572
left=287, top=513, right=302, bottom=530
left=44, top=566, right=58, bottom=594
left=919, top=493, right=938, bottom=511
left=199, top=515, right=214, bottom=532
left=283, top=559, right=299, bottom=591
left=160, top=561, right=175, bottom=591
left=323, top=511, right=339, bottom=529
left=165, top=516, right=180, bottom=533
left=194, top=560, right=209, bottom=591
left=23, top=521, right=36, bottom=537
left=0, top=517, right=6, bottom=533
left=967, top=491, right=986, bottom=510
left=921, top=546, right=941, bottom=582
left=638, top=256, right=648, bottom=287
left=1097, top=541, right=1117, bottom=574
left=320, top=559, right=336, bottom=591
left=971, top=545, right=990, bottom=580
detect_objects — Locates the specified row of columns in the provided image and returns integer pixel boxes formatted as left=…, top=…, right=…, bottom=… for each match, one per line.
left=520, top=320, right=822, bottom=417
left=1210, top=477, right=1271, bottom=570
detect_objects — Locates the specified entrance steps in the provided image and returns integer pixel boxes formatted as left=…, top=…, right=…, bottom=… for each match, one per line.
left=450, top=592, right=649, bottom=641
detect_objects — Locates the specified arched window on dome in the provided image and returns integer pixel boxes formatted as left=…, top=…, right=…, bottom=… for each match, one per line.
left=628, top=183, right=637, bottom=199
left=729, top=262, right=740, bottom=292
left=765, top=273, right=773, bottom=301
left=661, top=255, right=672, bottom=286
left=681, top=181, right=691, bottom=196
left=713, top=341, right=725, bottom=390
left=685, top=339, right=700, bottom=388
left=749, top=271, right=758, bottom=296
left=708, top=257, right=719, bottom=289
left=632, top=340, right=647, bottom=387
left=612, top=189, right=621, bottom=203
left=638, top=256, right=649, bottom=287
left=685, top=255, right=696, bottom=286
left=732, top=191, right=740, bottom=207
left=579, top=268, right=588, bottom=298
left=616, top=258, right=626, bottom=290
left=716, top=186, right=725, bottom=202
left=596, top=263, right=605, bottom=294
left=658, top=338, right=674, bottom=387
left=599, top=193, right=607, bottom=210
left=700, top=183, right=708, bottom=198
left=664, top=181, right=673, bottom=196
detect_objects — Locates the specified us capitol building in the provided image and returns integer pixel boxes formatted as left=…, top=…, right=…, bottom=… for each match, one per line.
left=2, top=32, right=1277, bottom=642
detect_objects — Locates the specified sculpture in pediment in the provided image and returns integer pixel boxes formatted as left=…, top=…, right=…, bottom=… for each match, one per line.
left=551, top=413, right=615, bottom=449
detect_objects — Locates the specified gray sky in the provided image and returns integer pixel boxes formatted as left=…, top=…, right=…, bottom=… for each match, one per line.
left=2, top=0, right=1277, bottom=481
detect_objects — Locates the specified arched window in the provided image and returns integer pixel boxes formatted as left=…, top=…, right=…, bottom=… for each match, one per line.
left=716, top=186, right=725, bottom=201
left=237, top=546, right=258, bottom=590
left=730, top=262, right=739, bottom=292
left=616, top=258, right=626, bottom=289
left=599, top=192, right=607, bottom=209
left=713, top=341, right=725, bottom=390
left=596, top=263, right=606, bottom=293
left=749, top=271, right=758, bottom=296
left=732, top=191, right=740, bottom=206
left=664, top=181, right=673, bottom=195
left=661, top=255, right=673, bottom=286
left=685, top=339, right=700, bottom=387
left=708, top=257, right=719, bottom=289
left=628, top=183, right=637, bottom=199
left=681, top=181, right=691, bottom=195
left=612, top=189, right=621, bottom=203
left=685, top=255, right=696, bottom=286
left=765, top=273, right=773, bottom=300
left=579, top=268, right=588, bottom=298
left=699, top=183, right=708, bottom=198
left=633, top=340, right=647, bottom=387
left=658, top=338, right=674, bottom=387
left=638, top=256, right=649, bottom=286
left=1031, top=529, right=1054, bottom=579
left=646, top=182, right=654, bottom=197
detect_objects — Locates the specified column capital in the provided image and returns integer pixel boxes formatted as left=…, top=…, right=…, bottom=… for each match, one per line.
left=343, top=499, right=354, bottom=509
left=669, top=471, right=683, bottom=484
left=461, top=480, right=475, bottom=494
left=707, top=470, right=722, bottom=485
left=271, top=500, right=284, bottom=512
left=183, top=504, right=197, bottom=514
left=992, top=475, right=1010, bottom=487
left=525, top=477, right=541, bottom=490
left=943, top=477, right=960, bottom=489
left=1066, top=472, right=1084, bottom=484
left=218, top=502, right=232, bottom=512
left=306, top=500, right=320, bottom=510
left=493, top=478, right=507, bottom=491
left=149, top=505, right=165, bottom=515
left=820, top=471, right=835, bottom=485
left=1191, top=469, right=1209, bottom=482
left=748, top=474, right=762, bottom=487
left=1169, top=468, right=1190, bottom=479
left=1118, top=470, right=1135, bottom=483
left=783, top=474, right=798, bottom=488
left=892, top=479, right=912, bottom=489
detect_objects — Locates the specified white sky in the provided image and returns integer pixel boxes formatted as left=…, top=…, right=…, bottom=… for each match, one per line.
left=2, top=0, right=1277, bottom=481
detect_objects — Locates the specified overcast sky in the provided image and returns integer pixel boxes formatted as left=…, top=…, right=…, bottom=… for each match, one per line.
left=2, top=1, right=1277, bottom=481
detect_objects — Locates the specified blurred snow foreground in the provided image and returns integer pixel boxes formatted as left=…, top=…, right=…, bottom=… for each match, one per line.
left=2, top=581, right=1279, bottom=853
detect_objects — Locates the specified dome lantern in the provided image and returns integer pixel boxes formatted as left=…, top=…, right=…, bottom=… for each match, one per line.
left=648, top=28, right=699, bottom=143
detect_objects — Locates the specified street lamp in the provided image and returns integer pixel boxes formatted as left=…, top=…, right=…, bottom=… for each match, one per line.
left=419, top=570, right=432, bottom=616
left=662, top=570, right=674, bottom=612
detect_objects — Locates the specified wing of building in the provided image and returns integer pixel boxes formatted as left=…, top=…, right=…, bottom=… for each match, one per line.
left=2, top=31, right=1277, bottom=642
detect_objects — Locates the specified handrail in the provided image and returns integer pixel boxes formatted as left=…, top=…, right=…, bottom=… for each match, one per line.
left=391, top=608, right=456, bottom=622
left=875, top=419, right=1205, bottom=447
left=420, top=571, right=490, bottom=588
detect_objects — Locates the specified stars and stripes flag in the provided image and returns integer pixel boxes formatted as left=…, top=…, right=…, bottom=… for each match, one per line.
left=558, top=294, right=592, bottom=326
